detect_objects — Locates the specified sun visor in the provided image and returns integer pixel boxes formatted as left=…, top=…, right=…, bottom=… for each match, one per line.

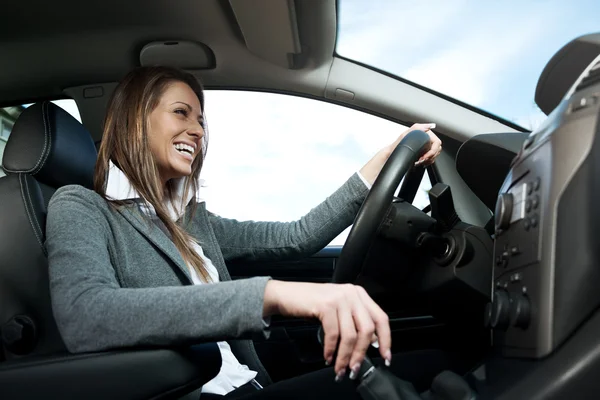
left=229, top=0, right=302, bottom=69
left=535, top=32, right=600, bottom=115
left=456, top=132, right=527, bottom=211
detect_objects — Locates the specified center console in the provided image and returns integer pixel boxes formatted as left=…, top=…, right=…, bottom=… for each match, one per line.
left=488, top=53, right=600, bottom=359
left=459, top=33, right=600, bottom=400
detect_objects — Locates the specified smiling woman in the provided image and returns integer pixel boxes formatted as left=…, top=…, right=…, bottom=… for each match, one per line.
left=45, top=66, right=446, bottom=399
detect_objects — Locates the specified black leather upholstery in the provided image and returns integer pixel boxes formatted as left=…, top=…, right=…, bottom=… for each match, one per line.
left=0, top=173, right=65, bottom=357
left=0, top=345, right=221, bottom=400
left=2, top=102, right=97, bottom=189
left=0, top=102, right=221, bottom=399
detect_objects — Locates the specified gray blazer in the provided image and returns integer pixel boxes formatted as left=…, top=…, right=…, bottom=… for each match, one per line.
left=46, top=172, right=368, bottom=384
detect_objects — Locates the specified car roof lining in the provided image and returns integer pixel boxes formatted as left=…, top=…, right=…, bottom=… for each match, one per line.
left=2, top=0, right=520, bottom=143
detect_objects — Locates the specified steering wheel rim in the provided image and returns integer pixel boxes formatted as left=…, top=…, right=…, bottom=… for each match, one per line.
left=332, top=130, right=432, bottom=284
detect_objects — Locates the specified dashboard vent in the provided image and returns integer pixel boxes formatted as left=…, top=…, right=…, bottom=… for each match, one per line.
left=576, top=59, right=600, bottom=91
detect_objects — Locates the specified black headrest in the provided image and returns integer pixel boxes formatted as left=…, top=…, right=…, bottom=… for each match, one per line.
left=456, top=132, right=527, bottom=211
left=2, top=102, right=97, bottom=189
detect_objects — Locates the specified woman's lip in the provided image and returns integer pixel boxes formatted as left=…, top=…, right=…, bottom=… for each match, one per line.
left=173, top=147, right=194, bottom=162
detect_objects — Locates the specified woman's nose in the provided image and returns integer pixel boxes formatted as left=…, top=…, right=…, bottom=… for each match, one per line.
left=187, top=123, right=204, bottom=138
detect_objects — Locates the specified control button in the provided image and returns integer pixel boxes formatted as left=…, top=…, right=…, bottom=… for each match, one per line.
left=527, top=183, right=533, bottom=195
left=534, top=177, right=541, bottom=191
left=489, top=290, right=511, bottom=330
left=510, top=272, right=522, bottom=282
left=531, top=215, right=538, bottom=228
left=511, top=246, right=520, bottom=255
left=495, top=254, right=508, bottom=268
left=524, top=218, right=531, bottom=231
left=510, top=293, right=531, bottom=329
left=495, top=193, right=514, bottom=231
left=532, top=195, right=539, bottom=210
left=526, top=199, right=532, bottom=212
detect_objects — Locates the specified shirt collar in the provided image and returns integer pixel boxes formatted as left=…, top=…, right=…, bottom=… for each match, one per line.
left=105, top=161, right=200, bottom=221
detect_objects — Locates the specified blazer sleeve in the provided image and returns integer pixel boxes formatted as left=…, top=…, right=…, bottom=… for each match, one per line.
left=46, top=186, right=270, bottom=354
left=208, top=173, right=369, bottom=262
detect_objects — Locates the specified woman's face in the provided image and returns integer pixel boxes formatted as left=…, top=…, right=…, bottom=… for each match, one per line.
left=148, top=81, right=204, bottom=185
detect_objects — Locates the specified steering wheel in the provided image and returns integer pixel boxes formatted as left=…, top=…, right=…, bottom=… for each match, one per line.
left=332, top=130, right=432, bottom=284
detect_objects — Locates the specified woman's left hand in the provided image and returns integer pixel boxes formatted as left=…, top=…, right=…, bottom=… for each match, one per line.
left=359, top=123, right=442, bottom=186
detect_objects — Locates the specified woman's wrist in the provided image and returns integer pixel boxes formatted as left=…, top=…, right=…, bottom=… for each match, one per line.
left=359, top=149, right=392, bottom=186
left=263, top=279, right=284, bottom=317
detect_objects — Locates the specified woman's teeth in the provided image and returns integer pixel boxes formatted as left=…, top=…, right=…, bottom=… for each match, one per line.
left=174, top=143, right=194, bottom=155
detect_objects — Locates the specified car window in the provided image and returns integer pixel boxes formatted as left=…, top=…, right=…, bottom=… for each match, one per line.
left=0, top=100, right=81, bottom=178
left=201, top=91, right=432, bottom=246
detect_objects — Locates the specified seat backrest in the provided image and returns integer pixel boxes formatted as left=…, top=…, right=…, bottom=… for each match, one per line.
left=0, top=102, right=97, bottom=360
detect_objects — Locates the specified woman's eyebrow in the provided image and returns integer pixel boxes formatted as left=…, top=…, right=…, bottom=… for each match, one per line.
left=171, top=101, right=192, bottom=110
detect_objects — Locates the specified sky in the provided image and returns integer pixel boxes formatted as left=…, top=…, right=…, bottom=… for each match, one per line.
left=336, top=0, right=600, bottom=130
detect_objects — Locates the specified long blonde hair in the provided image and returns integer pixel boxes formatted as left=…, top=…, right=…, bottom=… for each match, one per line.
left=94, top=66, right=211, bottom=282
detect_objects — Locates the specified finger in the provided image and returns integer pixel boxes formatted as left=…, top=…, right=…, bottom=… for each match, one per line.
left=357, top=288, right=392, bottom=365
left=321, top=309, right=340, bottom=366
left=348, top=295, right=375, bottom=379
left=334, top=302, right=358, bottom=379
left=371, top=333, right=379, bottom=348
left=417, top=139, right=442, bottom=165
left=393, top=123, right=436, bottom=147
left=421, top=144, right=443, bottom=166
left=411, top=122, right=436, bottom=131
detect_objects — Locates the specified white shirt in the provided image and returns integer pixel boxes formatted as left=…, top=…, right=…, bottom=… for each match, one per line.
left=105, top=162, right=372, bottom=395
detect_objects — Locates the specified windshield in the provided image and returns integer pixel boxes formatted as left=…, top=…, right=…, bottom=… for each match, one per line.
left=337, top=0, right=600, bottom=130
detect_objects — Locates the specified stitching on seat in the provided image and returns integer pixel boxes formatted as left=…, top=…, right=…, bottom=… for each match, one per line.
left=22, top=174, right=46, bottom=256
left=33, top=102, right=51, bottom=175
left=19, top=174, right=45, bottom=252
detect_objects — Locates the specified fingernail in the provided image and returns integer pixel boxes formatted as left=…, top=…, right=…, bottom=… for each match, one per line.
left=335, top=370, right=346, bottom=382
left=371, top=338, right=380, bottom=349
left=325, top=359, right=331, bottom=366
left=385, top=351, right=392, bottom=367
left=428, top=123, right=436, bottom=129
left=349, top=363, right=361, bottom=380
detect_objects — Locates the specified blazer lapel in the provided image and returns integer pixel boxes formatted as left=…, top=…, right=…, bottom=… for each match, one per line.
left=116, top=205, right=193, bottom=284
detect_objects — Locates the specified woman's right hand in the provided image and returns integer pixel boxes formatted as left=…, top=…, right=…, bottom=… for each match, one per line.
left=263, top=280, right=391, bottom=380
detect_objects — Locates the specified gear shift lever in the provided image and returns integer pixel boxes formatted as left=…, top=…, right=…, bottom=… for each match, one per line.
left=317, top=327, right=477, bottom=400
left=317, top=327, right=422, bottom=400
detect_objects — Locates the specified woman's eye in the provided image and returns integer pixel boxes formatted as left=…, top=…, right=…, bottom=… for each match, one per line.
left=174, top=109, right=188, bottom=117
